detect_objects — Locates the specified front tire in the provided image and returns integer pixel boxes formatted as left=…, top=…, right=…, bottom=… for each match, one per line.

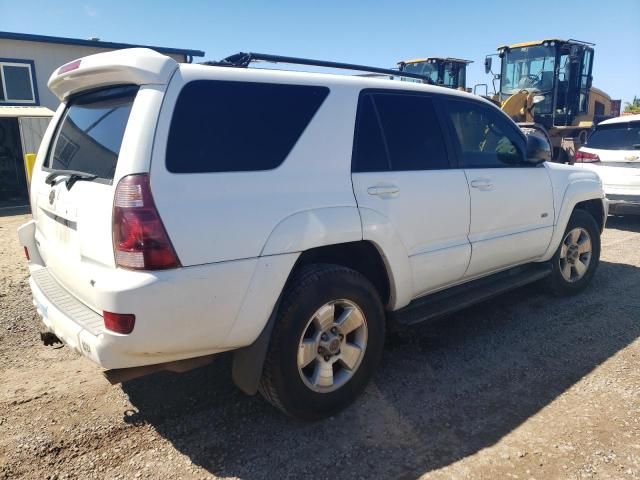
left=259, top=264, right=385, bottom=420
left=547, top=209, right=600, bottom=296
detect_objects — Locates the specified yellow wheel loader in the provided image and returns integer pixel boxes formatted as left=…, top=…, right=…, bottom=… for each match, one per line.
left=484, top=39, right=615, bottom=162
left=397, top=57, right=473, bottom=90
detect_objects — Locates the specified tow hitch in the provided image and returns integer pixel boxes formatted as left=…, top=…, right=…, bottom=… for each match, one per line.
left=40, top=331, right=63, bottom=347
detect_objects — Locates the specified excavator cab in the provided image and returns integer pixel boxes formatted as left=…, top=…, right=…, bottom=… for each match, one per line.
left=490, top=39, right=594, bottom=129
left=397, top=57, right=472, bottom=89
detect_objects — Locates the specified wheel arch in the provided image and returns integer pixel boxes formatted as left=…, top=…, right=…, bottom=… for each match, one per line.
left=292, top=240, right=392, bottom=307
left=541, top=179, right=606, bottom=261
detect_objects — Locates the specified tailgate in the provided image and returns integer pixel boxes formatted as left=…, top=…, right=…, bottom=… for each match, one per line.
left=29, top=50, right=175, bottom=310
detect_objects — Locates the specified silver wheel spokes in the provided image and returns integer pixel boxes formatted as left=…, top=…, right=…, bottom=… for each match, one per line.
left=559, top=227, right=592, bottom=283
left=297, top=300, right=368, bottom=393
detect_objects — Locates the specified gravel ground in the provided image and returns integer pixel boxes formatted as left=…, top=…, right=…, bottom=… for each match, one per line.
left=1, top=211, right=639, bottom=480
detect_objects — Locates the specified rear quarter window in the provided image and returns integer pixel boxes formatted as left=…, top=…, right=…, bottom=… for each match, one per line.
left=166, top=80, right=329, bottom=173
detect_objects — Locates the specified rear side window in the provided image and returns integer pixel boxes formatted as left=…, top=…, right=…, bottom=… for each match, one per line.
left=587, top=122, right=640, bottom=150
left=167, top=81, right=329, bottom=173
left=49, top=85, right=138, bottom=180
left=445, top=99, right=525, bottom=168
left=352, top=92, right=449, bottom=172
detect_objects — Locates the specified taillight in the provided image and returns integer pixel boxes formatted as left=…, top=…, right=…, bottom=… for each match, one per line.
left=24, top=246, right=30, bottom=261
left=103, top=311, right=136, bottom=334
left=112, top=174, right=180, bottom=270
left=575, top=149, right=600, bottom=163
left=58, top=59, right=81, bottom=75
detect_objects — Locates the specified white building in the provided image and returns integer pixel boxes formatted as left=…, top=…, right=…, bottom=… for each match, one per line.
left=0, top=31, right=204, bottom=110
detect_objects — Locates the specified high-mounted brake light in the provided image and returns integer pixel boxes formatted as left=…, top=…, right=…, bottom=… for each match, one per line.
left=103, top=311, right=136, bottom=334
left=112, top=174, right=180, bottom=270
left=58, top=59, right=81, bottom=75
left=575, top=149, right=600, bottom=163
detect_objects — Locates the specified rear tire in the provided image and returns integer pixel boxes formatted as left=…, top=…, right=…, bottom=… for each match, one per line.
left=547, top=209, right=600, bottom=296
left=259, top=264, right=385, bottom=420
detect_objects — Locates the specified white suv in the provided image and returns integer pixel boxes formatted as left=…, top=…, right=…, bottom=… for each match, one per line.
left=18, top=49, right=607, bottom=419
left=575, top=114, right=640, bottom=215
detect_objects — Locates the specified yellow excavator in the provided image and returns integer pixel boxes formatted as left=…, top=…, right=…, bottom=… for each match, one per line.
left=484, top=39, right=615, bottom=162
left=397, top=57, right=473, bottom=90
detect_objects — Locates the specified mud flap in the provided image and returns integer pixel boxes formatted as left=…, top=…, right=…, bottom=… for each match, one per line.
left=231, top=295, right=282, bottom=395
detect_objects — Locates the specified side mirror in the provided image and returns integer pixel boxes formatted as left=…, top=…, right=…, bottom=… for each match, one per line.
left=484, top=56, right=492, bottom=74
left=525, top=133, right=552, bottom=165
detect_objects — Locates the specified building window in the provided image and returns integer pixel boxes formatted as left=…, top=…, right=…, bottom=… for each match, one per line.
left=0, top=59, right=38, bottom=105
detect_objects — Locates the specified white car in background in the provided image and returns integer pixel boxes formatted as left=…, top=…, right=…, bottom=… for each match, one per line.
left=576, top=114, right=640, bottom=215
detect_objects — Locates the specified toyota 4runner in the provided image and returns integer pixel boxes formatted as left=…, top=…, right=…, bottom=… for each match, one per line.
left=18, top=49, right=607, bottom=420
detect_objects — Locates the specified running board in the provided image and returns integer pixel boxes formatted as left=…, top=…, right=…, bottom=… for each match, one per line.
left=390, top=263, right=552, bottom=327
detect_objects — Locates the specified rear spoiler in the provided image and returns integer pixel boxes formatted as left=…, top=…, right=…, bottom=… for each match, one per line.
left=48, top=48, right=178, bottom=101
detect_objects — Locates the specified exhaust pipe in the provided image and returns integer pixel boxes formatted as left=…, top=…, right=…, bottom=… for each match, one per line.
left=40, top=331, right=62, bottom=346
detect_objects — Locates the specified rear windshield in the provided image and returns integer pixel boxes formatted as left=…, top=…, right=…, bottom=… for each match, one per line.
left=48, top=85, right=138, bottom=180
left=586, top=121, right=640, bottom=150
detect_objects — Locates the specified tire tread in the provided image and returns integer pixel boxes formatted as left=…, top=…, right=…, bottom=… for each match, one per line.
left=258, top=263, right=380, bottom=417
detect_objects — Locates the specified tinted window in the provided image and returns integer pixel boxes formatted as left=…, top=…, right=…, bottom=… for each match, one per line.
left=49, top=85, right=138, bottom=180
left=587, top=122, right=640, bottom=150
left=352, top=92, right=449, bottom=172
left=167, top=81, right=329, bottom=173
left=352, top=95, right=389, bottom=172
left=445, top=99, right=525, bottom=168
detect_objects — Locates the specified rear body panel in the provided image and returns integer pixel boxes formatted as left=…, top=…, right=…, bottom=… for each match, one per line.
left=150, top=64, right=361, bottom=266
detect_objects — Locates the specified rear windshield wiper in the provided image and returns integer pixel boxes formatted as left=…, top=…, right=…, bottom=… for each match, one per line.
left=45, top=170, right=98, bottom=190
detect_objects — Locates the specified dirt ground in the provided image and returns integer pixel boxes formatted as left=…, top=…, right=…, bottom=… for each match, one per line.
left=1, top=210, right=639, bottom=480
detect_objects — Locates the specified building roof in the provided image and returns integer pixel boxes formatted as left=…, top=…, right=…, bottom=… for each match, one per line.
left=0, top=31, right=204, bottom=59
left=0, top=106, right=54, bottom=118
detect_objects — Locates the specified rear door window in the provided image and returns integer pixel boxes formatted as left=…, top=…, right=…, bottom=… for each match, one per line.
left=166, top=80, right=329, bottom=173
left=352, top=91, right=450, bottom=172
left=48, top=85, right=138, bottom=180
left=587, top=122, right=640, bottom=150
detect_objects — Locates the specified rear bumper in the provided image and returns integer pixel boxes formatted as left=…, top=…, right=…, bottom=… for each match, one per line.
left=30, top=268, right=114, bottom=365
left=28, top=264, right=234, bottom=369
left=18, top=219, right=298, bottom=370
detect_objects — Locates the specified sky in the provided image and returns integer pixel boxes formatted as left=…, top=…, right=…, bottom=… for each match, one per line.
left=1, top=0, right=639, bottom=105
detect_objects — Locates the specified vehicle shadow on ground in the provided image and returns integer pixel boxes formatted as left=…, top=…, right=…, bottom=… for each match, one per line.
left=121, top=259, right=640, bottom=479
left=0, top=206, right=30, bottom=218
left=606, top=215, right=640, bottom=233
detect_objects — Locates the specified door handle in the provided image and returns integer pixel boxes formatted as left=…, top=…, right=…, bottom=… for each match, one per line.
left=367, top=185, right=400, bottom=197
left=470, top=179, right=494, bottom=190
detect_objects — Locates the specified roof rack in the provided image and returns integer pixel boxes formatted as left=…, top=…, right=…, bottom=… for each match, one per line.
left=201, top=52, right=435, bottom=83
